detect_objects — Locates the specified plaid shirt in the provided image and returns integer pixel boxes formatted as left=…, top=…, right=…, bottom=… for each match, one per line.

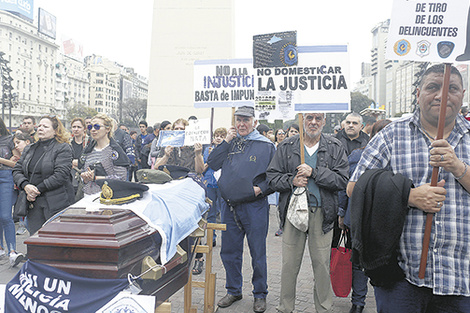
left=351, top=110, right=470, bottom=295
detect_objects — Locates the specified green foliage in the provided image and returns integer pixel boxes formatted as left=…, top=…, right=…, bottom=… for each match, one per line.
left=350, top=91, right=375, bottom=114
left=66, top=104, right=98, bottom=123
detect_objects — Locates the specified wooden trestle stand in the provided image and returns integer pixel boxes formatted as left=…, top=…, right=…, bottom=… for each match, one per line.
left=184, top=222, right=226, bottom=313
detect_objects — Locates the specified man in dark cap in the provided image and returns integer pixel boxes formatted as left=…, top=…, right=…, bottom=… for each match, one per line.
left=208, top=106, right=275, bottom=313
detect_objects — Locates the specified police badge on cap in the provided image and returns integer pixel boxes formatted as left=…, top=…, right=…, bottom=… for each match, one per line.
left=96, top=179, right=149, bottom=205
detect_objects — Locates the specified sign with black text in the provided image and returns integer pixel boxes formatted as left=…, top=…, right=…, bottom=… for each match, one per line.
left=387, top=0, right=470, bottom=62
left=193, top=59, right=254, bottom=108
left=255, top=45, right=350, bottom=119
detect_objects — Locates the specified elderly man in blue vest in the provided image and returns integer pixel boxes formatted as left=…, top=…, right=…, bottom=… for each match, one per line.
left=208, top=106, right=275, bottom=313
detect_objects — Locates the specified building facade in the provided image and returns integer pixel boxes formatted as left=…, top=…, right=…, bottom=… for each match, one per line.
left=84, top=55, right=121, bottom=117
left=0, top=10, right=59, bottom=128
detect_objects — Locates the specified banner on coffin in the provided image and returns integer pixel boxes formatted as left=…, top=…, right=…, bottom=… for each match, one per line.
left=5, top=260, right=128, bottom=313
left=386, top=0, right=470, bottom=62
left=193, top=59, right=255, bottom=108
left=255, top=45, right=350, bottom=120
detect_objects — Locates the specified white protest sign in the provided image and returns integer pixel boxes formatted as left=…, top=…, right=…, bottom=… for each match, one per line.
left=184, top=118, right=211, bottom=145
left=255, top=45, right=350, bottom=119
left=193, top=59, right=255, bottom=108
left=96, top=292, right=156, bottom=313
left=387, top=0, right=470, bottom=62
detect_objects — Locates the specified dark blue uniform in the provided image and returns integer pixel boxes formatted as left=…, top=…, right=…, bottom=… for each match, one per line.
left=208, top=134, right=275, bottom=298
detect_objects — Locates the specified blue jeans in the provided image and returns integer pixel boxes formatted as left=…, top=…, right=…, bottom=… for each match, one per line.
left=0, top=170, right=16, bottom=252
left=221, top=198, right=269, bottom=298
left=375, top=279, right=470, bottom=313
left=351, top=262, right=368, bottom=306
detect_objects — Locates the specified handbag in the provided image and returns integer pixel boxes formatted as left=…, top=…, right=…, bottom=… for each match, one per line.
left=286, top=186, right=309, bottom=232
left=13, top=190, right=32, bottom=217
left=330, top=230, right=352, bottom=297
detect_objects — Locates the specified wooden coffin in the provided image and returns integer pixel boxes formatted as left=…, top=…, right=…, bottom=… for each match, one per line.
left=25, top=207, right=195, bottom=303
left=25, top=207, right=162, bottom=279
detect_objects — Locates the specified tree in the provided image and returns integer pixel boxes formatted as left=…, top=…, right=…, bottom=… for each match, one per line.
left=66, top=104, right=98, bottom=123
left=122, top=98, right=147, bottom=127
left=350, top=91, right=375, bottom=114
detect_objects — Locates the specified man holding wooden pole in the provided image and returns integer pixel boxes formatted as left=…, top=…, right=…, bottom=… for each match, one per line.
left=267, top=113, right=349, bottom=313
left=347, top=64, right=470, bottom=312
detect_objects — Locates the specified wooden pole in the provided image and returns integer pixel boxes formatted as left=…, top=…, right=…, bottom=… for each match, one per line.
left=418, top=63, right=452, bottom=279
left=210, top=107, right=214, bottom=140
left=298, top=114, right=305, bottom=163
left=231, top=107, right=235, bottom=126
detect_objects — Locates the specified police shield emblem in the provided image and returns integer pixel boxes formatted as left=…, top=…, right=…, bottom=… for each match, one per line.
left=437, top=41, right=455, bottom=59
left=394, top=39, right=411, bottom=56
left=416, top=40, right=431, bottom=58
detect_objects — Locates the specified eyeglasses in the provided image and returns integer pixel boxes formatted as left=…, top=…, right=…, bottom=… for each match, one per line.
left=87, top=124, right=105, bottom=131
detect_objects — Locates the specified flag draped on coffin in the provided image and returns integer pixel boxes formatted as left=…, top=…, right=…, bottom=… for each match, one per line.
left=5, top=260, right=128, bottom=313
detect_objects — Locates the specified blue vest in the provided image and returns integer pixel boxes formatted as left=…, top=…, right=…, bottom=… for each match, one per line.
left=304, top=147, right=322, bottom=207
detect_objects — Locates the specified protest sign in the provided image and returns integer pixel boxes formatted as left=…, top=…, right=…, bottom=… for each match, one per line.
left=253, top=31, right=298, bottom=68
left=157, top=130, right=185, bottom=147
left=255, top=45, right=350, bottom=119
left=387, top=0, right=470, bottom=62
left=184, top=118, right=211, bottom=146
left=96, top=292, right=155, bottom=313
left=193, top=59, right=254, bottom=108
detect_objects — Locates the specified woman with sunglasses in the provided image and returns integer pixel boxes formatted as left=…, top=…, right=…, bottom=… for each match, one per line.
left=12, top=115, right=75, bottom=237
left=79, top=113, right=130, bottom=195
left=274, top=129, right=287, bottom=147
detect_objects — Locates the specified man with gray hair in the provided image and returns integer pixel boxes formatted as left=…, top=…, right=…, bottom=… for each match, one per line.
left=267, top=113, right=349, bottom=313
left=208, top=106, right=275, bottom=312
left=336, top=112, right=369, bottom=155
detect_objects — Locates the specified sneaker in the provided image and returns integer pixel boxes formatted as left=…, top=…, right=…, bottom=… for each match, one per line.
left=9, top=252, right=25, bottom=267
left=275, top=228, right=283, bottom=236
left=16, top=225, right=27, bottom=235
left=0, top=250, right=5, bottom=258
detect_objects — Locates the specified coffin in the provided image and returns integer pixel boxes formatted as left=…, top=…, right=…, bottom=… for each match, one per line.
left=25, top=207, right=195, bottom=303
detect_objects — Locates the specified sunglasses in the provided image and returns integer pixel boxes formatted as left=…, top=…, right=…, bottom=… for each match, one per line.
left=87, top=124, right=105, bottom=131
left=41, top=114, right=56, bottom=119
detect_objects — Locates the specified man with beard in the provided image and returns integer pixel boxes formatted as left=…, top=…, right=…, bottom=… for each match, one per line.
left=267, top=113, right=349, bottom=313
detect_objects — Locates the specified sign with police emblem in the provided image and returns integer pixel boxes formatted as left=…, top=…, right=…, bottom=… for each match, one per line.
left=387, top=0, right=470, bottom=62
left=96, top=293, right=155, bottom=313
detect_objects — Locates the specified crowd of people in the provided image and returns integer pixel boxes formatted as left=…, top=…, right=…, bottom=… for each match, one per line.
left=0, top=63, right=469, bottom=313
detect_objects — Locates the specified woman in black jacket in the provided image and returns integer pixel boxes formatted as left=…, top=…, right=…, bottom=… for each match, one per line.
left=13, top=115, right=75, bottom=235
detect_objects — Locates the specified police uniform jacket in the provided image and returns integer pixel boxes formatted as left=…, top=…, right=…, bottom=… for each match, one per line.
left=207, top=137, right=275, bottom=206
left=266, top=134, right=349, bottom=233
left=78, top=137, right=130, bottom=170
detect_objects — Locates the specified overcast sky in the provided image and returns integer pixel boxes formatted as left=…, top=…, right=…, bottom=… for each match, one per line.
left=34, top=0, right=394, bottom=83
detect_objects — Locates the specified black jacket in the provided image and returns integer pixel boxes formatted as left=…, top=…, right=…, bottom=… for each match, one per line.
left=350, top=169, right=412, bottom=286
left=335, top=129, right=369, bottom=156
left=267, top=134, right=349, bottom=234
left=12, top=139, right=75, bottom=214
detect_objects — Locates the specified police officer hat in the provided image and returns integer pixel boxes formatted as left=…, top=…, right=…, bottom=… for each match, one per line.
left=96, top=179, right=149, bottom=205
left=234, top=106, right=255, bottom=117
left=136, top=169, right=172, bottom=184
left=157, top=165, right=191, bottom=179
